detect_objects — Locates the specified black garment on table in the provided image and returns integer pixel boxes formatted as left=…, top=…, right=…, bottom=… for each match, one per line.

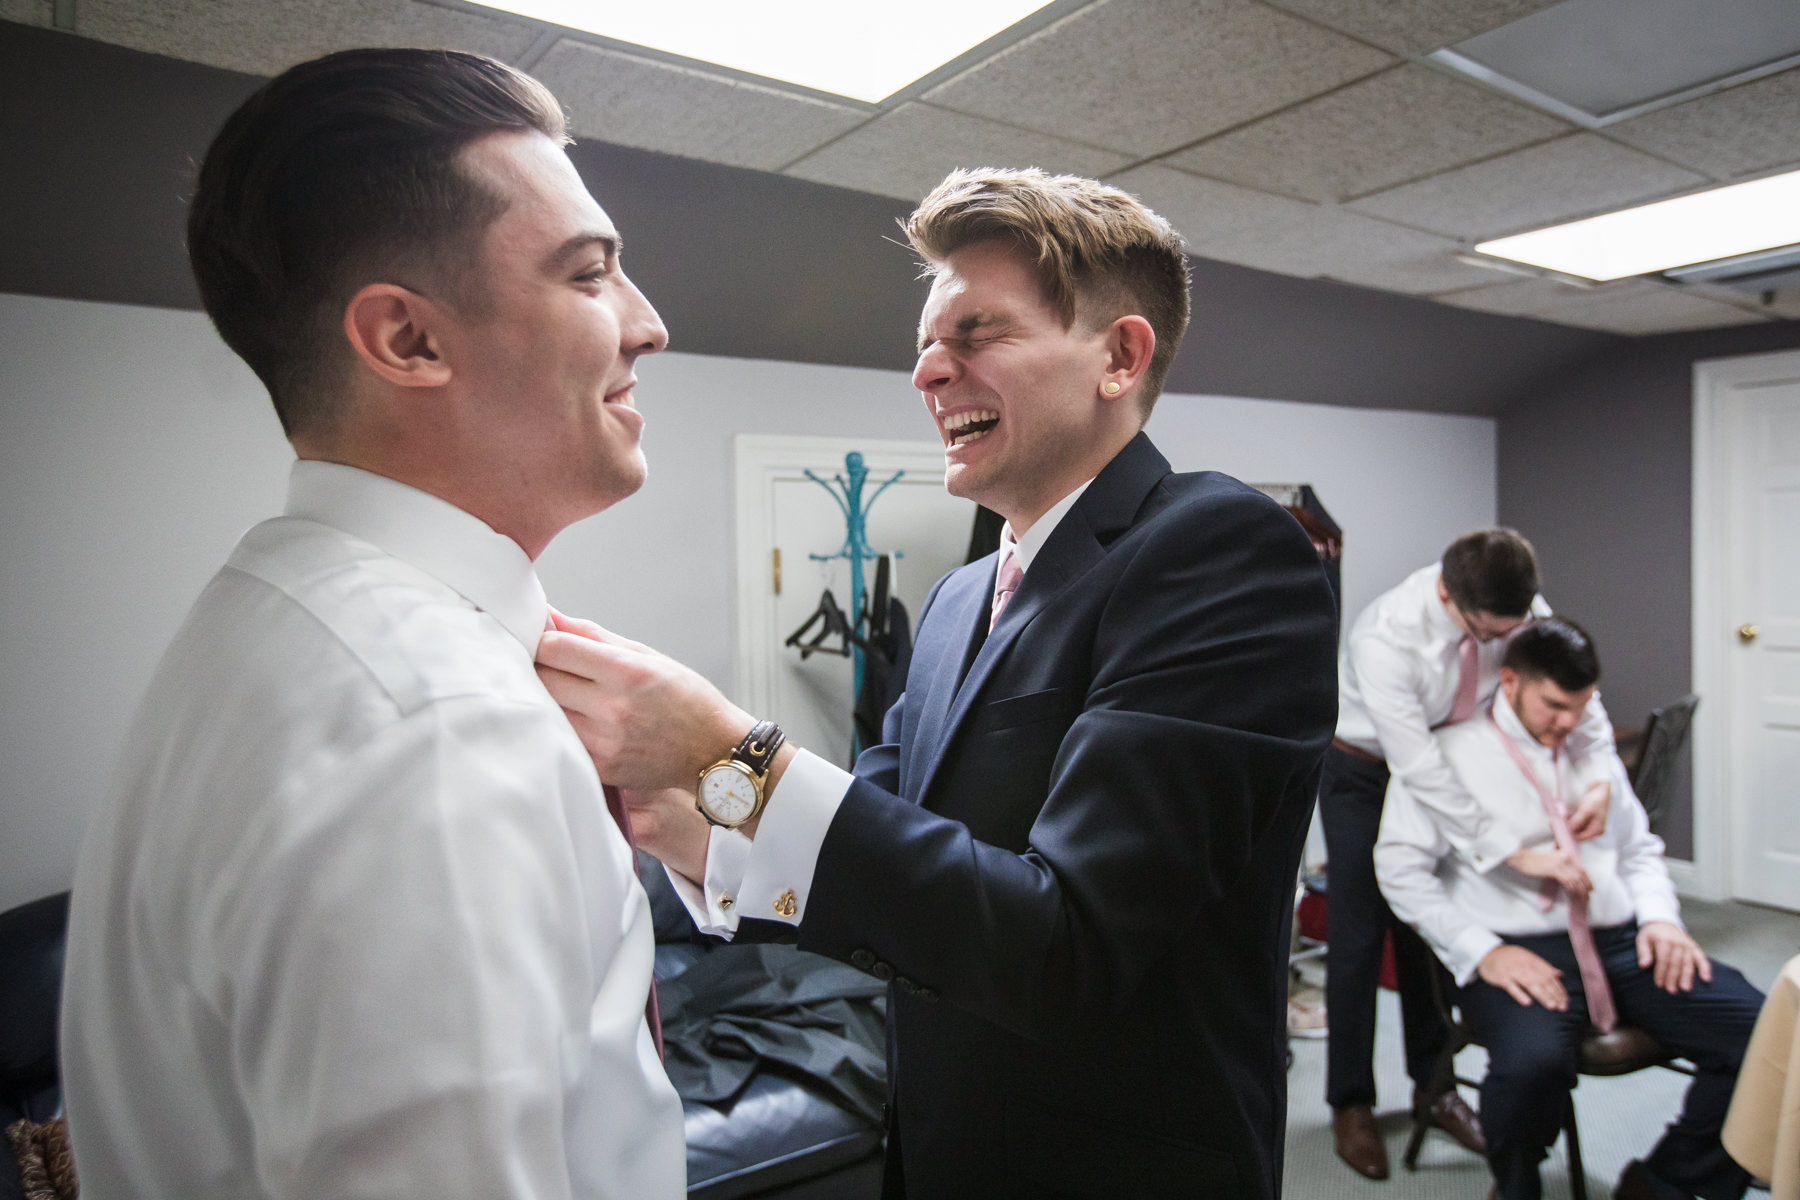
left=660, top=943, right=890, bottom=1126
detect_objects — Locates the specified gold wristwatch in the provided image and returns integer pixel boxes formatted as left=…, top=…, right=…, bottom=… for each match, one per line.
left=695, top=719, right=786, bottom=829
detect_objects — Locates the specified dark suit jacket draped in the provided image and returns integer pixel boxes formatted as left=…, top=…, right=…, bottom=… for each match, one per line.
left=766, top=433, right=1338, bottom=1197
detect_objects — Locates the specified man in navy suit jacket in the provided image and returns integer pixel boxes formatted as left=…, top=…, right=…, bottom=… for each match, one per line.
left=538, top=168, right=1339, bottom=1198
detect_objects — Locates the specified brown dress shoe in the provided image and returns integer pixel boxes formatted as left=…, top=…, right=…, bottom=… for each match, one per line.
left=1332, top=1103, right=1390, bottom=1179
left=1415, top=1086, right=1486, bottom=1155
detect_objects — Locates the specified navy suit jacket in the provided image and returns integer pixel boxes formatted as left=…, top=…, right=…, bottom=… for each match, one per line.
left=768, top=433, right=1338, bottom=1197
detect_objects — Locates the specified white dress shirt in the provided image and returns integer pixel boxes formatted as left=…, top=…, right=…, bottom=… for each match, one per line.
left=1373, top=689, right=1682, bottom=985
left=1336, top=563, right=1616, bottom=872
left=672, top=480, right=1094, bottom=937
left=61, top=460, right=685, bottom=1200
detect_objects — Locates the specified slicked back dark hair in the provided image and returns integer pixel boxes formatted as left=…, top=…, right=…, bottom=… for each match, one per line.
left=1504, top=617, right=1601, bottom=692
left=187, top=48, right=568, bottom=437
left=1440, top=528, right=1539, bottom=618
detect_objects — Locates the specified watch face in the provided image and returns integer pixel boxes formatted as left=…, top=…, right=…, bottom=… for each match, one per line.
left=700, top=763, right=760, bottom=826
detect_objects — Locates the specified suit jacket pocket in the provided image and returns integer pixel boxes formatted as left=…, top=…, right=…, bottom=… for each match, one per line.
left=968, top=686, right=1080, bottom=734
left=1005, top=1097, right=1242, bottom=1197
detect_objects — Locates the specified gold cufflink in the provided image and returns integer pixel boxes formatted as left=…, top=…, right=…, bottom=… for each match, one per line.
left=719, top=894, right=734, bottom=910
left=773, top=889, right=798, bottom=917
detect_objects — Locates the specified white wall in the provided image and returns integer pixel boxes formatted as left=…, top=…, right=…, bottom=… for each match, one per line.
left=0, top=292, right=1493, bottom=910
left=1146, top=394, right=1496, bottom=631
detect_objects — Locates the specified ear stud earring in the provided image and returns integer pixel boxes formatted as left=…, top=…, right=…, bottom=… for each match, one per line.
left=1103, top=381, right=1121, bottom=395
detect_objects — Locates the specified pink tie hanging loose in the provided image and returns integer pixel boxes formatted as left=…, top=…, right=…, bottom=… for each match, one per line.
left=1443, top=634, right=1480, bottom=727
left=1487, top=709, right=1618, bottom=1033
left=990, top=552, right=1025, bottom=631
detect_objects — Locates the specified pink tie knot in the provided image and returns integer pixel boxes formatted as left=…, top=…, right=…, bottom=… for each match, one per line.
left=991, top=554, right=1025, bottom=630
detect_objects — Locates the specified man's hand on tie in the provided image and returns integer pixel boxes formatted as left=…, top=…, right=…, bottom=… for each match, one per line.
left=536, top=606, right=751, bottom=792
left=1505, top=846, right=1594, bottom=898
left=1637, top=920, right=1711, bottom=994
left=1478, top=945, right=1569, bottom=1010
left=1566, top=780, right=1610, bottom=842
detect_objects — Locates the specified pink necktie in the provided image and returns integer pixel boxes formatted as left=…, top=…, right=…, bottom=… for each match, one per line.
left=1442, top=634, right=1480, bottom=727
left=990, top=552, right=1024, bottom=631
left=1487, top=709, right=1618, bottom=1032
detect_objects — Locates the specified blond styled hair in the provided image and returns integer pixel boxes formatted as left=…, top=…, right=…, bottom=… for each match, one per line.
left=903, top=167, right=1192, bottom=415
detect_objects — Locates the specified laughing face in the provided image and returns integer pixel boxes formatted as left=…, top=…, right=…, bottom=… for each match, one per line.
left=912, top=240, right=1122, bottom=533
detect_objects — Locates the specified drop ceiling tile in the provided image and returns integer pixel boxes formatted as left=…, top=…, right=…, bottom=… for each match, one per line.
left=1259, top=0, right=1564, bottom=56
left=0, top=1, right=53, bottom=26
left=1164, top=63, right=1569, bottom=203
left=74, top=0, right=537, bottom=78
left=924, top=0, right=1392, bottom=158
left=1606, top=67, right=1800, bottom=182
left=1437, top=277, right=1770, bottom=333
left=1433, top=276, right=1603, bottom=317
left=1345, top=132, right=1708, bottom=239
left=783, top=103, right=1131, bottom=202
left=1107, top=163, right=1484, bottom=291
left=533, top=40, right=866, bottom=173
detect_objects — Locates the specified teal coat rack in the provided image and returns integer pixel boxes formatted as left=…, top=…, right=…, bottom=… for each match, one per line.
left=804, top=452, right=903, bottom=755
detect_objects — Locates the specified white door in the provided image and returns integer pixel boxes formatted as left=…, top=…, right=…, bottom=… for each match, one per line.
left=1723, top=370, right=1800, bottom=910
left=736, top=436, right=977, bottom=770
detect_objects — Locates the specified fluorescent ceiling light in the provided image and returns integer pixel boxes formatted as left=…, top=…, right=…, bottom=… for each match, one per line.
left=1475, top=169, right=1800, bottom=282
left=468, top=1, right=1055, bottom=103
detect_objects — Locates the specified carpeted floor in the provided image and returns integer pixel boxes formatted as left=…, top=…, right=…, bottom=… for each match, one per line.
left=1283, top=898, right=1800, bottom=1199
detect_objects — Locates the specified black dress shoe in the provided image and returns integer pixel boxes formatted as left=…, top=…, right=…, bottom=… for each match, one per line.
left=1414, top=1086, right=1486, bottom=1155
left=1332, top=1103, right=1390, bottom=1180
left=1614, top=1160, right=1694, bottom=1200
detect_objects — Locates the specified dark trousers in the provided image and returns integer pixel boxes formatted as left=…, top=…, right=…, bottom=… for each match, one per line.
left=1461, top=921, right=1765, bottom=1200
left=1319, top=745, right=1451, bottom=1108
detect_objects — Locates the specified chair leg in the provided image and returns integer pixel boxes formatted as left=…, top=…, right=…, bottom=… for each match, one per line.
left=1401, top=1109, right=1431, bottom=1172
left=1562, top=1088, right=1586, bottom=1200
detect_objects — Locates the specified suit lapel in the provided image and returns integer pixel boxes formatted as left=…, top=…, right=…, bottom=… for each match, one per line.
left=901, top=559, right=992, bottom=801
left=910, top=433, right=1174, bottom=807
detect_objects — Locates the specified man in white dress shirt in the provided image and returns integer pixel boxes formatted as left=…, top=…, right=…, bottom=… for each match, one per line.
left=1323, top=529, right=1612, bottom=1177
left=1376, top=618, right=1763, bottom=1200
left=59, top=49, right=686, bottom=1198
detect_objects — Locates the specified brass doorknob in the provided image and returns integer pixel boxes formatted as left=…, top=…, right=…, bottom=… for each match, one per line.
left=1738, top=623, right=1760, bottom=644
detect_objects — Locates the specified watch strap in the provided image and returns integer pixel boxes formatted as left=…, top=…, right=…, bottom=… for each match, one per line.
left=733, top=719, right=785, bottom=776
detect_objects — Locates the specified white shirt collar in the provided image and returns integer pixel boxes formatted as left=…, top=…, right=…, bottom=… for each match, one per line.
left=284, top=460, right=549, bottom=655
left=999, top=478, right=1095, bottom=577
left=1423, top=566, right=1464, bottom=642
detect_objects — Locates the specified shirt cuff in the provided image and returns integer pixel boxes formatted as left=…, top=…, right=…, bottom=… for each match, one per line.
left=1459, top=825, right=1522, bottom=875
left=735, top=749, right=853, bottom=929
left=1449, top=927, right=1505, bottom=987
left=1632, top=893, right=1684, bottom=933
left=667, top=827, right=755, bottom=938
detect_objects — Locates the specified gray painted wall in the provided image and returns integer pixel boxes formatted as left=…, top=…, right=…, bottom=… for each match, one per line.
left=1496, top=320, right=1800, bottom=859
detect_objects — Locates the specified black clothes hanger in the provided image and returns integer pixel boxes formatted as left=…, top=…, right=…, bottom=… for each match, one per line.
left=785, top=589, right=863, bottom=660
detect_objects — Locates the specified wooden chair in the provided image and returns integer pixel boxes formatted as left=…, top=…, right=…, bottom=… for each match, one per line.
left=1401, top=950, right=1694, bottom=1200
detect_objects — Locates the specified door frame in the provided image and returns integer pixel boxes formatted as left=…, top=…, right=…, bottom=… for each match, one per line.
left=733, top=433, right=950, bottom=723
left=1690, top=346, right=1800, bottom=902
